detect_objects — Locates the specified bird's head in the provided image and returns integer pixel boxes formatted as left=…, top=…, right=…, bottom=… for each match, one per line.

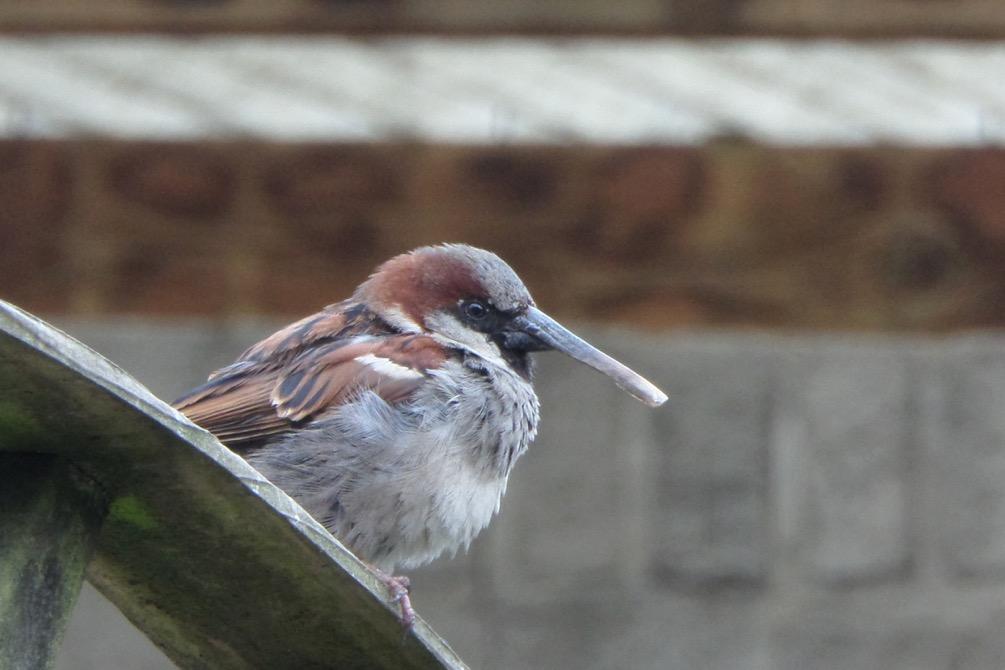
left=355, top=244, right=667, bottom=407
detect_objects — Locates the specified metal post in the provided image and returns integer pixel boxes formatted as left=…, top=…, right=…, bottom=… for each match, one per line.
left=0, top=454, right=107, bottom=670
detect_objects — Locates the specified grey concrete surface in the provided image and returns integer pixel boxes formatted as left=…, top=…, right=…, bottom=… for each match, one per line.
left=48, top=319, right=1005, bottom=670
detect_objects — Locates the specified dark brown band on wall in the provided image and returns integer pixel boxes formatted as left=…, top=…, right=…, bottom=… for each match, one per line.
left=3, top=139, right=1004, bottom=331
left=1, top=1, right=1004, bottom=39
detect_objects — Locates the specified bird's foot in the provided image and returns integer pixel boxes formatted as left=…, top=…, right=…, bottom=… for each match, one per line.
left=371, top=567, right=415, bottom=628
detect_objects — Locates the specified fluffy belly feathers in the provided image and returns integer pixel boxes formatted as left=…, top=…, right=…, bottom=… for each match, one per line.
left=246, top=365, right=538, bottom=570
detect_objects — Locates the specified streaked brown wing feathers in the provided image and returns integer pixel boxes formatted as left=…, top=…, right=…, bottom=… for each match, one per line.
left=174, top=331, right=449, bottom=448
left=235, top=301, right=374, bottom=366
left=175, top=366, right=288, bottom=447
left=270, top=336, right=446, bottom=422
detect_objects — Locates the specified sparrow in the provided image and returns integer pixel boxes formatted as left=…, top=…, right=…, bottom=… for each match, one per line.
left=174, top=244, right=666, bottom=625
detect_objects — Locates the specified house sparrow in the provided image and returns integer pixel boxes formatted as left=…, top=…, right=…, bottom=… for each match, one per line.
left=174, top=244, right=666, bottom=624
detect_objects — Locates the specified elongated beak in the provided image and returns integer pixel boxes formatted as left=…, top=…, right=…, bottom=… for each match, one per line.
left=511, top=306, right=668, bottom=407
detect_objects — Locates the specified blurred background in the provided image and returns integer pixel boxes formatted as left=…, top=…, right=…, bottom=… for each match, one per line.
left=2, top=2, right=1005, bottom=669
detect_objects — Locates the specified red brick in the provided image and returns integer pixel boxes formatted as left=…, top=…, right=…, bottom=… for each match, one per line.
left=565, top=148, right=702, bottom=263
left=264, top=146, right=403, bottom=222
left=736, top=152, right=885, bottom=258
left=103, top=245, right=230, bottom=315
left=459, top=151, right=560, bottom=211
left=107, top=144, right=235, bottom=221
left=925, top=150, right=1005, bottom=251
left=0, top=141, right=75, bottom=311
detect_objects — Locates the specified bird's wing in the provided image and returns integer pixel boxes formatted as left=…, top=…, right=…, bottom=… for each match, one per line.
left=174, top=363, right=287, bottom=447
left=219, top=301, right=369, bottom=373
left=174, top=334, right=448, bottom=449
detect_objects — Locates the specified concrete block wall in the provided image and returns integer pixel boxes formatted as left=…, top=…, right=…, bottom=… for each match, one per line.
left=52, top=320, right=1005, bottom=670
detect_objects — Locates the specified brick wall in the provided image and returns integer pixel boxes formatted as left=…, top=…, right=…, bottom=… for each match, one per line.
left=49, top=321, right=1005, bottom=670
left=5, top=140, right=1005, bottom=330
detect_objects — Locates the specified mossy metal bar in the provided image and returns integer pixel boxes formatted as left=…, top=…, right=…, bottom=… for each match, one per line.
left=0, top=454, right=107, bottom=670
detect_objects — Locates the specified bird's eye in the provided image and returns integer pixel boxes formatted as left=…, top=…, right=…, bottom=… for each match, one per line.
left=464, top=300, right=489, bottom=320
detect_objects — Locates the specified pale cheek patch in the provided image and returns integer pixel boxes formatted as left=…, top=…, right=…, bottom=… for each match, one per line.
left=425, top=311, right=506, bottom=366
left=355, top=353, right=425, bottom=380
left=378, top=305, right=423, bottom=334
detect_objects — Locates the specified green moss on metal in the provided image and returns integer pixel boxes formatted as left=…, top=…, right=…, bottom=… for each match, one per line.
left=0, top=454, right=107, bottom=670
left=0, top=400, right=43, bottom=448
left=109, top=495, right=158, bottom=531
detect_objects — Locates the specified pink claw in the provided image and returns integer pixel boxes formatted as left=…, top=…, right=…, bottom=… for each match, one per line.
left=371, top=567, right=415, bottom=628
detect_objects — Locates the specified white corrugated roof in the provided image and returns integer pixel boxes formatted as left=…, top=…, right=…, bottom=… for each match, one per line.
left=0, top=37, right=1002, bottom=145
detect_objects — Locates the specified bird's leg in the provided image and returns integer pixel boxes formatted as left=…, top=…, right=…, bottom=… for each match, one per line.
left=367, top=564, right=415, bottom=628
